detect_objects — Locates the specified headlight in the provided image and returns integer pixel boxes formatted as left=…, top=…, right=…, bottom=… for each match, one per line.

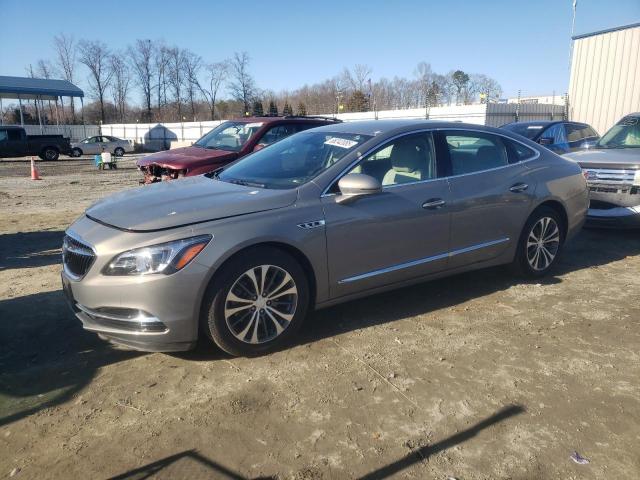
left=102, top=235, right=211, bottom=276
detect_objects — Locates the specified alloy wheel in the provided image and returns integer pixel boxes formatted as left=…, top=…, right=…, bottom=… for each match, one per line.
left=526, top=217, right=560, bottom=271
left=224, top=265, right=298, bottom=344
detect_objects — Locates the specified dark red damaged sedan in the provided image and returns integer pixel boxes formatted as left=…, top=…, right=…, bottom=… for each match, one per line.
left=136, top=116, right=340, bottom=183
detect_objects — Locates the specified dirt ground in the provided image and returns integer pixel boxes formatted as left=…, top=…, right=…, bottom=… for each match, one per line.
left=1, top=157, right=639, bottom=480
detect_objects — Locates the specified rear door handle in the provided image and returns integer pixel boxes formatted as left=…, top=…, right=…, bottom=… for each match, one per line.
left=422, top=198, right=446, bottom=209
left=509, top=183, right=529, bottom=193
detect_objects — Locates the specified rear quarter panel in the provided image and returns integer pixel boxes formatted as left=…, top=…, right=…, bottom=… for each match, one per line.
left=527, top=152, right=589, bottom=239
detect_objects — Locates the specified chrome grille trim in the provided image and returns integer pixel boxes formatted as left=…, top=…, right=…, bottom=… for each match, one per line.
left=62, top=233, right=96, bottom=280
left=582, top=168, right=638, bottom=186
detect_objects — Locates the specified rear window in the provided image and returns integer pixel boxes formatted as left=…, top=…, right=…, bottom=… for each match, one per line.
left=502, top=123, right=545, bottom=140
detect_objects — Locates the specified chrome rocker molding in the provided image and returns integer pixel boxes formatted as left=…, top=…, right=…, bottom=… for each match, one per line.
left=339, top=237, right=510, bottom=284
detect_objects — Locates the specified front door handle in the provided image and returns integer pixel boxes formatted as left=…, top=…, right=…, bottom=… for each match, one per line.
left=509, top=183, right=529, bottom=193
left=422, top=198, right=446, bottom=209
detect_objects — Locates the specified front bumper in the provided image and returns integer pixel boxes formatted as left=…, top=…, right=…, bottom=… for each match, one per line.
left=586, top=204, right=640, bottom=228
left=60, top=219, right=213, bottom=351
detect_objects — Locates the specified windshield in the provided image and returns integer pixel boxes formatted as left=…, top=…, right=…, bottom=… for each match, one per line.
left=217, top=131, right=371, bottom=189
left=597, top=116, right=640, bottom=149
left=502, top=123, right=546, bottom=140
left=194, top=121, right=263, bottom=151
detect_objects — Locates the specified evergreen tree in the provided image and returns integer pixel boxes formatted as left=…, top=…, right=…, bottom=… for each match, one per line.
left=252, top=100, right=264, bottom=116
left=268, top=100, right=278, bottom=116
left=282, top=102, right=293, bottom=116
left=296, top=102, right=307, bottom=116
left=347, top=90, right=369, bottom=112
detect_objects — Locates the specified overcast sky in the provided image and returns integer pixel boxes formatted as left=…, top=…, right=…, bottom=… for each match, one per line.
left=1, top=0, right=639, bottom=99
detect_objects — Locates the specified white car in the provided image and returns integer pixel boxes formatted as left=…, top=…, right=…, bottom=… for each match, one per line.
left=71, top=136, right=134, bottom=157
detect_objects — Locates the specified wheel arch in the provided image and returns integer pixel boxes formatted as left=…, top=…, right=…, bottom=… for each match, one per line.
left=531, top=199, right=569, bottom=239
left=197, top=240, right=319, bottom=326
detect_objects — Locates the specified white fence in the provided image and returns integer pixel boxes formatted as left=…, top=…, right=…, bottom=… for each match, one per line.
left=17, top=124, right=100, bottom=142
left=6, top=103, right=566, bottom=152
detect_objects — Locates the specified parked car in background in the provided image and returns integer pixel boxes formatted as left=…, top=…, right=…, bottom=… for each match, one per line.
left=0, top=126, right=71, bottom=160
left=71, top=136, right=134, bottom=157
left=136, top=116, right=341, bottom=183
left=565, top=113, right=640, bottom=228
left=62, top=120, right=587, bottom=356
left=501, top=121, right=599, bottom=154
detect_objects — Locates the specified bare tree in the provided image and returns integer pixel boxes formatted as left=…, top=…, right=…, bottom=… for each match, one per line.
left=469, top=74, right=502, bottom=103
left=183, top=50, right=202, bottom=121
left=53, top=33, right=78, bottom=122
left=167, top=47, right=186, bottom=119
left=110, top=54, right=130, bottom=122
left=228, top=52, right=256, bottom=113
left=128, top=39, right=154, bottom=121
left=198, top=61, right=228, bottom=120
left=153, top=44, right=170, bottom=120
left=36, top=60, right=54, bottom=79
left=78, top=40, right=114, bottom=123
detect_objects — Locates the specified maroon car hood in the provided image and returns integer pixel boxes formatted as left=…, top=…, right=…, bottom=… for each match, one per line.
left=136, top=146, right=237, bottom=170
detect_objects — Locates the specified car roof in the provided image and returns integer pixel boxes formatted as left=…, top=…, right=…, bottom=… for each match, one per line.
left=503, top=120, right=591, bottom=128
left=308, top=119, right=513, bottom=136
left=230, top=116, right=340, bottom=124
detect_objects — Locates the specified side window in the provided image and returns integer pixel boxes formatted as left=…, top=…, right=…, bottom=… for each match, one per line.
left=566, top=124, right=586, bottom=143
left=7, top=130, right=21, bottom=141
left=585, top=127, right=598, bottom=138
left=444, top=131, right=509, bottom=175
left=542, top=124, right=568, bottom=146
left=503, top=137, right=537, bottom=163
left=259, top=124, right=298, bottom=147
left=0, top=130, right=9, bottom=142
left=87, top=137, right=100, bottom=143
left=345, top=132, right=436, bottom=187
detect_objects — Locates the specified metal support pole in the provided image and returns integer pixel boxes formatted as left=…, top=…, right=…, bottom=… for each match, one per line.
left=18, top=96, right=24, bottom=126
left=0, top=97, right=3, bottom=125
left=54, top=97, right=61, bottom=134
left=36, top=96, right=43, bottom=133
left=80, top=97, right=86, bottom=138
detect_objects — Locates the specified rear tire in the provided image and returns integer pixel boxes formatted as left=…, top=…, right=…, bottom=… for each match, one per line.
left=512, top=206, right=564, bottom=278
left=114, top=147, right=125, bottom=157
left=201, top=247, right=310, bottom=357
left=41, top=147, right=59, bottom=161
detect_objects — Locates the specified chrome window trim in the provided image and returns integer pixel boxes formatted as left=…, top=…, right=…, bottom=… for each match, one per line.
left=321, top=127, right=540, bottom=197
left=338, top=237, right=510, bottom=284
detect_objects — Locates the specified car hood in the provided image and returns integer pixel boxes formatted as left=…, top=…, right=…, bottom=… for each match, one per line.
left=86, top=176, right=297, bottom=232
left=565, top=148, right=640, bottom=169
left=136, top=146, right=237, bottom=170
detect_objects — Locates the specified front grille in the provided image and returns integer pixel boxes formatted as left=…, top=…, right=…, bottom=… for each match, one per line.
left=62, top=234, right=95, bottom=279
left=582, top=167, right=637, bottom=186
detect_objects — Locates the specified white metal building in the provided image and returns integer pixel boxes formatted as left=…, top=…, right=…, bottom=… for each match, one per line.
left=568, top=22, right=640, bottom=135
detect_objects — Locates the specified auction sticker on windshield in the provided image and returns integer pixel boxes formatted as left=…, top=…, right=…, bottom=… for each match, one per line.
left=325, top=137, right=359, bottom=148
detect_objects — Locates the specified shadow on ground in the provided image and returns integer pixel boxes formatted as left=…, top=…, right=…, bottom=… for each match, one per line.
left=0, top=290, right=142, bottom=427
left=105, top=404, right=525, bottom=479
left=0, top=230, right=64, bottom=270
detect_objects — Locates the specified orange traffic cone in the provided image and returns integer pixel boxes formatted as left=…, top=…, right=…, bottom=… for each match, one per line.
left=30, top=157, right=41, bottom=180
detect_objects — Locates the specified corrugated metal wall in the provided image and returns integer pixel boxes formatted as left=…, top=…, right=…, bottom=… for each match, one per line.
left=568, top=25, right=640, bottom=135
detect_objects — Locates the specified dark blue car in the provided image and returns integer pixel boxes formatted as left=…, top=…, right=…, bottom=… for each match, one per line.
left=501, top=121, right=599, bottom=154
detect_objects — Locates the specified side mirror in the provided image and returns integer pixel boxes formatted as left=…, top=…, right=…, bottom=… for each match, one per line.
left=336, top=173, right=382, bottom=204
left=539, top=137, right=554, bottom=145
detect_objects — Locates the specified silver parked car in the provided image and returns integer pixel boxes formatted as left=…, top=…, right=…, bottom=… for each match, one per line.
left=71, top=135, right=134, bottom=157
left=564, top=113, right=640, bottom=228
left=61, top=120, right=588, bottom=356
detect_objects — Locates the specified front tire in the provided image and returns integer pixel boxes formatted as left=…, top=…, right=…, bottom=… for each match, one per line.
left=42, top=147, right=59, bottom=161
left=71, top=148, right=82, bottom=157
left=114, top=147, right=125, bottom=157
left=512, top=206, right=564, bottom=277
left=201, top=247, right=310, bottom=356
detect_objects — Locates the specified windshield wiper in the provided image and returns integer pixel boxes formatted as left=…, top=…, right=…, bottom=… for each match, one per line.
left=227, top=178, right=265, bottom=188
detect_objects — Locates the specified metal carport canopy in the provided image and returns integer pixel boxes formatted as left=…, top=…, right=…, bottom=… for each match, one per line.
left=0, top=76, right=84, bottom=100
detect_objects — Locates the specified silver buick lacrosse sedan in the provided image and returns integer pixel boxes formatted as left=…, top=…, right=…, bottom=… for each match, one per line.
left=62, top=120, right=588, bottom=356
